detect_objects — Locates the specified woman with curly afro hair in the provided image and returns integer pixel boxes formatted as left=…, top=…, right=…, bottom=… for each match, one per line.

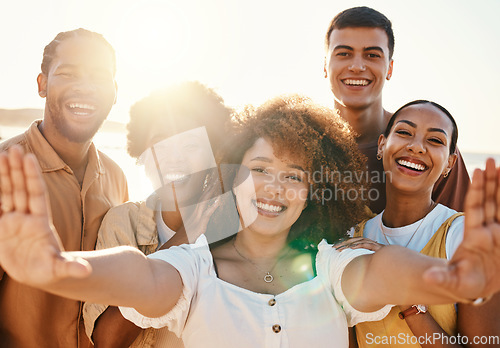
left=1, top=96, right=497, bottom=348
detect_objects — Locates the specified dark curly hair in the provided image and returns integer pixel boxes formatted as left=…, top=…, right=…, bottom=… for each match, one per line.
left=127, top=81, right=233, bottom=159
left=41, top=28, right=116, bottom=76
left=221, top=95, right=370, bottom=248
left=325, top=6, right=395, bottom=59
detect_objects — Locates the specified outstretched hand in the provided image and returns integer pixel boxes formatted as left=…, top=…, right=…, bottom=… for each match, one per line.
left=0, top=146, right=91, bottom=287
left=423, top=158, right=500, bottom=302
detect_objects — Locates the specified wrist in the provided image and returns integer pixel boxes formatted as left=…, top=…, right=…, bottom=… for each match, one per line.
left=398, top=304, right=427, bottom=319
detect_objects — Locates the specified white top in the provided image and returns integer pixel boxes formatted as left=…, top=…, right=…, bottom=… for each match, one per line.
left=120, top=236, right=392, bottom=348
left=349, top=204, right=464, bottom=260
left=155, top=207, right=176, bottom=249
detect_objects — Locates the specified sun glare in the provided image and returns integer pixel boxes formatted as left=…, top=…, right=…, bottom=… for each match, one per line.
left=114, top=2, right=191, bottom=95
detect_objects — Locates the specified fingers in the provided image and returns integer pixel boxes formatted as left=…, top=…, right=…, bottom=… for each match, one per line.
left=484, top=159, right=497, bottom=224
left=422, top=264, right=457, bottom=290
left=464, top=168, right=485, bottom=234
left=334, top=236, right=364, bottom=249
left=9, top=146, right=28, bottom=213
left=24, top=153, right=50, bottom=217
left=0, top=152, right=13, bottom=214
left=0, top=146, right=47, bottom=216
left=334, top=237, right=383, bottom=252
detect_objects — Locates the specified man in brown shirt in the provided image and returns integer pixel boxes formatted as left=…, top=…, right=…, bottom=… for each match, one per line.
left=323, top=7, right=470, bottom=214
left=0, top=28, right=128, bottom=348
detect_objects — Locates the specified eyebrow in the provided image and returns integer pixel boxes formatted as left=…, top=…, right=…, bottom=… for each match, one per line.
left=54, top=64, right=77, bottom=70
left=364, top=46, right=384, bottom=54
left=396, top=120, right=448, bottom=136
left=333, top=45, right=385, bottom=54
left=427, top=127, right=447, bottom=136
left=250, top=157, right=306, bottom=172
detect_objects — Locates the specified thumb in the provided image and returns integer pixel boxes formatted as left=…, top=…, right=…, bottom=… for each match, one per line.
left=423, top=265, right=450, bottom=286
left=54, top=254, right=92, bottom=279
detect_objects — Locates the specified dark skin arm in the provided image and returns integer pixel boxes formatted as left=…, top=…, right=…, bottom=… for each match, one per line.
left=457, top=293, right=500, bottom=347
left=348, top=327, right=359, bottom=348
left=401, top=285, right=500, bottom=348
left=404, top=309, right=463, bottom=348
left=92, top=306, right=143, bottom=348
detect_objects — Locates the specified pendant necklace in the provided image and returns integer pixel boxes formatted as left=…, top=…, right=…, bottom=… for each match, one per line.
left=232, top=238, right=292, bottom=283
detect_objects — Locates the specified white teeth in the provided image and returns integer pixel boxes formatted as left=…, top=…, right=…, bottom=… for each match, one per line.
left=256, top=201, right=284, bottom=213
left=397, top=159, right=426, bottom=171
left=68, top=103, right=96, bottom=110
left=165, top=173, right=187, bottom=181
left=343, top=79, right=369, bottom=86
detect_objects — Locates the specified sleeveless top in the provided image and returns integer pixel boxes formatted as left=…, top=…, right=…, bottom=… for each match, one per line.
left=353, top=212, right=464, bottom=347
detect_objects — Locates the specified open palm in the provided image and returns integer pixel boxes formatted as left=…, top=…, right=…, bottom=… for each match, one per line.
left=424, top=158, right=500, bottom=302
left=0, top=146, right=90, bottom=287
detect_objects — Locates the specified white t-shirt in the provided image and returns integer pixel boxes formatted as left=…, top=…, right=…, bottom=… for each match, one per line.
left=349, top=204, right=464, bottom=260
left=120, top=235, right=392, bottom=348
left=155, top=208, right=176, bottom=249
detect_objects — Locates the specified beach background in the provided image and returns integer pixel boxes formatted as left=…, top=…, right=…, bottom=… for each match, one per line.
left=1, top=0, right=498, bottom=200
left=1, top=124, right=498, bottom=202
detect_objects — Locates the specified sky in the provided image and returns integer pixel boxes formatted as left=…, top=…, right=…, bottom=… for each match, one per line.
left=1, top=0, right=499, bottom=154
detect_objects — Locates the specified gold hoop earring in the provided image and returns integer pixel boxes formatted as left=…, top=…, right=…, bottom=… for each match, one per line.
left=443, top=171, right=449, bottom=178
left=377, top=153, right=382, bottom=161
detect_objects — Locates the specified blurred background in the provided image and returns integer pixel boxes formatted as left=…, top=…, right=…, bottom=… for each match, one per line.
left=1, top=0, right=498, bottom=200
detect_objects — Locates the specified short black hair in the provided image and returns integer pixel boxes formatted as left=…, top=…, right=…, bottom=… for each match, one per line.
left=383, top=100, right=458, bottom=155
left=325, top=6, right=395, bottom=59
left=41, top=28, right=116, bottom=76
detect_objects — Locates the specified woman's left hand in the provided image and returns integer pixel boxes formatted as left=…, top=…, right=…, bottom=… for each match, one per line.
left=423, top=158, right=500, bottom=303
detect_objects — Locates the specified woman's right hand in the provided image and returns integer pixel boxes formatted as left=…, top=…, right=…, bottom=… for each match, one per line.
left=0, top=146, right=91, bottom=287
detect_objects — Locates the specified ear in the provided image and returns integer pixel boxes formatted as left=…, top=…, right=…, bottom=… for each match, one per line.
left=386, top=59, right=394, bottom=80
left=443, top=153, right=457, bottom=176
left=323, top=58, right=328, bottom=79
left=37, top=73, right=47, bottom=98
left=377, top=134, right=387, bottom=158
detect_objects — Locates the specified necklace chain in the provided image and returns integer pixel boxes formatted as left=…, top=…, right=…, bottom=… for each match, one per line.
left=380, top=202, right=436, bottom=248
left=232, top=238, right=291, bottom=283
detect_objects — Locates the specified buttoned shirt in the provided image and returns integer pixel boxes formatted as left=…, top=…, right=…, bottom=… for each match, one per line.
left=120, top=236, right=392, bottom=348
left=0, top=121, right=128, bottom=348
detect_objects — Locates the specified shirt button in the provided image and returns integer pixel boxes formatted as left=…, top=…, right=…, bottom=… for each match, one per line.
left=272, top=324, right=281, bottom=333
left=268, top=298, right=276, bottom=306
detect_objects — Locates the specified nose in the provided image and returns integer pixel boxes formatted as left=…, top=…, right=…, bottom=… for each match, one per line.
left=348, top=55, right=366, bottom=72
left=161, top=143, right=185, bottom=165
left=264, top=175, right=284, bottom=197
left=406, top=137, right=426, bottom=154
left=71, top=75, right=97, bottom=94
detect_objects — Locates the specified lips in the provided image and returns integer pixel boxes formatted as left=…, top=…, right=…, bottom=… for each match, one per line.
left=66, top=102, right=97, bottom=116
left=341, top=78, right=372, bottom=87
left=396, top=157, right=428, bottom=174
left=252, top=199, right=286, bottom=216
left=164, top=172, right=188, bottom=182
